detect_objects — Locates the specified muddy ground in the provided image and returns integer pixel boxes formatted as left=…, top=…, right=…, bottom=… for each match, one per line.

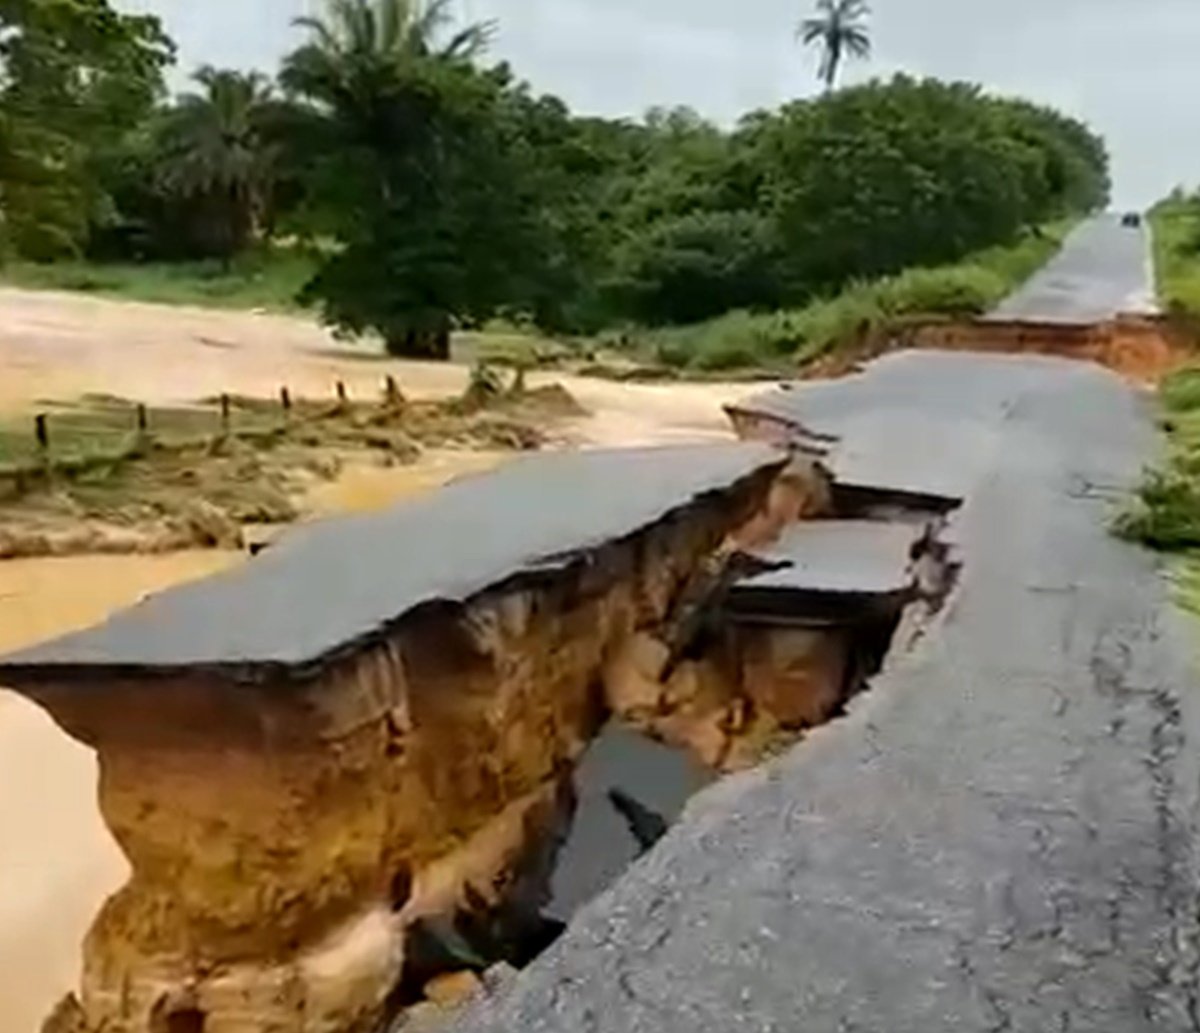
left=0, top=288, right=756, bottom=1033
left=0, top=384, right=581, bottom=558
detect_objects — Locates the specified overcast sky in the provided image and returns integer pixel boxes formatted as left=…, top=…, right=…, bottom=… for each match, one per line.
left=116, top=0, right=1199, bottom=207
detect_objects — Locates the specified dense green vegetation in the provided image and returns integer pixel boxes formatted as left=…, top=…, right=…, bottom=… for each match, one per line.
left=1150, top=192, right=1200, bottom=325
left=0, top=0, right=1111, bottom=360
left=1116, top=366, right=1200, bottom=616
left=628, top=222, right=1073, bottom=373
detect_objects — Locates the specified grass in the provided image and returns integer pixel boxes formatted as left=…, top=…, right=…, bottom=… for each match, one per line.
left=0, top=396, right=283, bottom=467
left=1115, top=365, right=1200, bottom=552
left=619, top=222, right=1075, bottom=374
left=1115, top=366, right=1200, bottom=614
left=0, top=248, right=319, bottom=312
left=1150, top=195, right=1200, bottom=324
left=1175, top=555, right=1200, bottom=618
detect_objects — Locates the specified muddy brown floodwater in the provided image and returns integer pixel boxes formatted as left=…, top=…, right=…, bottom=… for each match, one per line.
left=0, top=454, right=525, bottom=1033
left=0, top=287, right=754, bottom=1032
left=0, top=553, right=240, bottom=1033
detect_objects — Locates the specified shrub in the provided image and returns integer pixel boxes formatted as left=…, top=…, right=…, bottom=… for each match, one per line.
left=1114, top=469, right=1200, bottom=550
left=630, top=222, right=1068, bottom=373
left=1161, top=367, right=1200, bottom=414
left=875, top=265, right=1005, bottom=317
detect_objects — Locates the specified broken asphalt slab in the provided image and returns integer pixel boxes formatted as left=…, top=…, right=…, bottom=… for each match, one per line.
left=729, top=349, right=1075, bottom=502
left=734, top=520, right=923, bottom=597
left=452, top=353, right=1200, bottom=1032
left=0, top=443, right=785, bottom=679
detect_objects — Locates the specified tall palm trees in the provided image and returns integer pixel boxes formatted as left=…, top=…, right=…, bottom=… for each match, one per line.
left=282, top=0, right=493, bottom=108
left=157, top=67, right=277, bottom=259
left=798, top=0, right=871, bottom=92
left=280, top=0, right=499, bottom=359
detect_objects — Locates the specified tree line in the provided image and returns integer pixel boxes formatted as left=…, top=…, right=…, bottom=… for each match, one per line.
left=0, top=0, right=1111, bottom=357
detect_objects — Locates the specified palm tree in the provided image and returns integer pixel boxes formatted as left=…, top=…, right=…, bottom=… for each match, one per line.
left=797, top=0, right=871, bottom=92
left=280, top=0, right=495, bottom=359
left=282, top=0, right=494, bottom=107
left=157, top=67, right=277, bottom=260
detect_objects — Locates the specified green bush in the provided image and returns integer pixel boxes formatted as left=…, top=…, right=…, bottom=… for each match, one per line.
left=1115, top=365, right=1200, bottom=555
left=651, top=311, right=797, bottom=372
left=874, top=265, right=1005, bottom=317
left=1150, top=196, right=1200, bottom=324
left=1162, top=367, right=1200, bottom=414
left=1115, top=469, right=1200, bottom=550
left=639, top=225, right=1067, bottom=372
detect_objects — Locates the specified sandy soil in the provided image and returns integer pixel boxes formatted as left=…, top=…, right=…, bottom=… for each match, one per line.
left=0, top=287, right=756, bottom=1032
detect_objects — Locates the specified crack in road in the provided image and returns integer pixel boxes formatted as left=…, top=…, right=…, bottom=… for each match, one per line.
left=450, top=349, right=1200, bottom=1033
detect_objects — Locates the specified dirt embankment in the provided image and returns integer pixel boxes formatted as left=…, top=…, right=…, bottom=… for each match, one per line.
left=802, top=314, right=1189, bottom=385
left=0, top=288, right=756, bottom=1033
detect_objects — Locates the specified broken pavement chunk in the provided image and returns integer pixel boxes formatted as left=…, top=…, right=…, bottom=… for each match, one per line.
left=728, top=520, right=929, bottom=622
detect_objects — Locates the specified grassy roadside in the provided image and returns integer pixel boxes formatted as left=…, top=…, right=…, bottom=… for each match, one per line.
left=607, top=221, right=1076, bottom=374
left=1150, top=195, right=1200, bottom=323
left=1112, top=198, right=1200, bottom=615
left=1115, top=366, right=1200, bottom=614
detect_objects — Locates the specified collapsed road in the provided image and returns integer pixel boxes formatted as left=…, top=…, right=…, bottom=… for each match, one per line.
left=452, top=335, right=1200, bottom=1025
left=5, top=213, right=1192, bottom=1033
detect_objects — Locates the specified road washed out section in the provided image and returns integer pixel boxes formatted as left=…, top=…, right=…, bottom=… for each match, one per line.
left=2, top=444, right=804, bottom=1033
left=453, top=351, right=1200, bottom=1033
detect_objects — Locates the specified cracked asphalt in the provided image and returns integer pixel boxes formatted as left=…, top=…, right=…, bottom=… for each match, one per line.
left=453, top=353, right=1200, bottom=1032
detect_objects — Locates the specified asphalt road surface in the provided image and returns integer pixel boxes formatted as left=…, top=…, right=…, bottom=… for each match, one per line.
left=730, top=350, right=1060, bottom=501
left=454, top=352, right=1200, bottom=1033
left=986, top=213, right=1158, bottom=324
left=0, top=444, right=782, bottom=679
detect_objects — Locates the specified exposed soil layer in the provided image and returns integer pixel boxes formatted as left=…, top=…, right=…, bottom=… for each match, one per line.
left=7, top=427, right=967, bottom=1033
left=0, top=290, right=756, bottom=1033
left=801, top=316, right=1186, bottom=384
left=14, top=450, right=797, bottom=1033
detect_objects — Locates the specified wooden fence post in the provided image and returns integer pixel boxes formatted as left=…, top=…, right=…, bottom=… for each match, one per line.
left=34, top=414, right=48, bottom=454
left=280, top=387, right=292, bottom=421
left=384, top=375, right=403, bottom=409
left=220, top=393, right=232, bottom=434
left=136, top=404, right=148, bottom=435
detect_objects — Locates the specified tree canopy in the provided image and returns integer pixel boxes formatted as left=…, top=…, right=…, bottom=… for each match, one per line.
left=0, top=0, right=173, bottom=258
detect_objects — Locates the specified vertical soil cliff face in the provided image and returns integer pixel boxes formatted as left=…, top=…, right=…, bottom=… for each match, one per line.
left=28, top=463, right=806, bottom=1033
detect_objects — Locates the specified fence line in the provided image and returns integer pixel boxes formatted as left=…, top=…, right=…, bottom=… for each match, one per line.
left=0, top=378, right=409, bottom=500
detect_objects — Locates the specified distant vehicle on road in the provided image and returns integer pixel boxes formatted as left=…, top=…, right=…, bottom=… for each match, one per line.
left=1122, top=212, right=1143, bottom=228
